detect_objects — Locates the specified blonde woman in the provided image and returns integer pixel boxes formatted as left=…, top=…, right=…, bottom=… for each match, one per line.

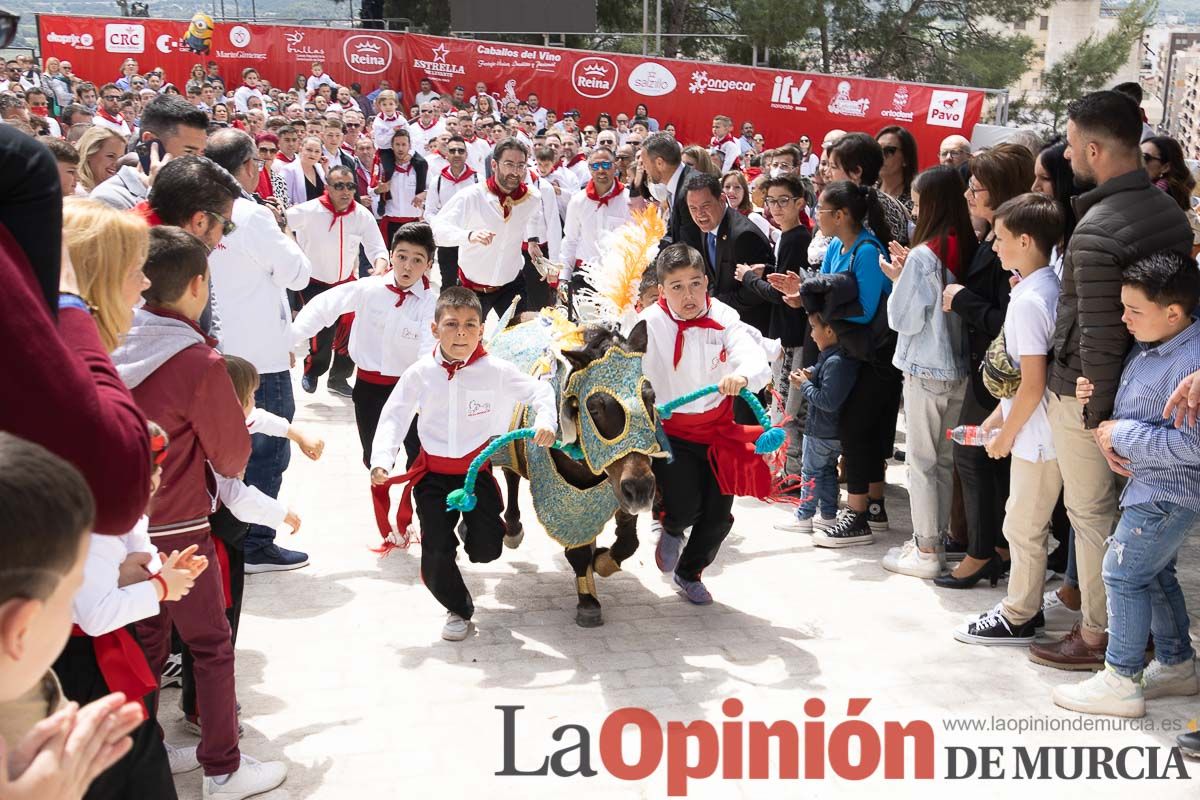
left=75, top=126, right=128, bottom=194
left=62, top=197, right=150, bottom=351
left=681, top=144, right=719, bottom=177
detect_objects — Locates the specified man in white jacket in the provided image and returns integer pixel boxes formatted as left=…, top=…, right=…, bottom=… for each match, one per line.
left=205, top=129, right=315, bottom=573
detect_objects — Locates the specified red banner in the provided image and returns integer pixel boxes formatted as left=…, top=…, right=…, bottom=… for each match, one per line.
left=37, top=14, right=984, bottom=167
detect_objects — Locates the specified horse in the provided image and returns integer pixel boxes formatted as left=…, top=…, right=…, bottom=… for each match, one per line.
left=488, top=313, right=662, bottom=627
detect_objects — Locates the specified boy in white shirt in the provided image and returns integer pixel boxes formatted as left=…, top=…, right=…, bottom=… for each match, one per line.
left=369, top=287, right=557, bottom=641
left=293, top=223, right=437, bottom=470
left=709, top=115, right=741, bottom=174
left=370, top=90, right=406, bottom=194
left=955, top=194, right=1065, bottom=647
left=641, top=244, right=772, bottom=605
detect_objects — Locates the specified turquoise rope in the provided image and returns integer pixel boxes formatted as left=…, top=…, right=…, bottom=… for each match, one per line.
left=446, top=386, right=785, bottom=512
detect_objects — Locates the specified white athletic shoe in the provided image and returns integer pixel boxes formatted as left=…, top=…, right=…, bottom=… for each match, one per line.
left=166, top=742, right=199, bottom=775
left=202, top=755, right=287, bottom=800
left=1052, top=666, right=1145, bottom=718
left=881, top=539, right=944, bottom=579
left=1041, top=588, right=1083, bottom=632
left=441, top=612, right=472, bottom=642
left=1143, top=659, right=1199, bottom=700
left=774, top=510, right=836, bottom=533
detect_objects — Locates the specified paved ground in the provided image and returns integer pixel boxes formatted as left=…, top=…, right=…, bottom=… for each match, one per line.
left=164, top=373, right=1200, bottom=799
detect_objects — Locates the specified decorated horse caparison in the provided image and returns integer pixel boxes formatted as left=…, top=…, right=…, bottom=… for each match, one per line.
left=485, top=312, right=663, bottom=627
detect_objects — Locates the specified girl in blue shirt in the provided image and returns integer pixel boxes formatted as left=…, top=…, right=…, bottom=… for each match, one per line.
left=810, top=181, right=904, bottom=548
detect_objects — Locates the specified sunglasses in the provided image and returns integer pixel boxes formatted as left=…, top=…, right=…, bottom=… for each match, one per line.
left=1142, top=152, right=1163, bottom=164
left=799, top=137, right=810, bottom=143
left=259, top=147, right=278, bottom=156
left=328, top=182, right=356, bottom=191
left=583, top=128, right=597, bottom=134
left=589, top=161, right=614, bottom=171
left=102, top=94, right=122, bottom=101
left=881, top=145, right=899, bottom=157
left=205, top=210, right=237, bottom=236
left=304, top=106, right=317, bottom=112
left=447, top=147, right=467, bottom=154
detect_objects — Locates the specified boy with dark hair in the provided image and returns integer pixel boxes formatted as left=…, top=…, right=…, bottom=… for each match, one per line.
left=293, top=222, right=437, bottom=484
left=1054, top=251, right=1200, bottom=717
left=370, top=286, right=557, bottom=641
left=39, top=136, right=80, bottom=197
left=641, top=244, right=772, bottom=604
left=109, top=227, right=287, bottom=798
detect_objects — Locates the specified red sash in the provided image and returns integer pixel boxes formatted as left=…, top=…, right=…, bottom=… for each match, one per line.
left=662, top=396, right=771, bottom=499
left=70, top=624, right=155, bottom=717
left=357, top=368, right=400, bottom=386
left=370, top=442, right=492, bottom=554
left=457, top=269, right=502, bottom=293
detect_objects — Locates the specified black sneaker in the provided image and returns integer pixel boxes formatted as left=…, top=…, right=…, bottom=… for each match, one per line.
left=964, top=602, right=1046, bottom=629
left=301, top=374, right=317, bottom=394
left=954, top=608, right=1039, bottom=646
left=812, top=510, right=873, bottom=548
left=941, top=534, right=967, bottom=562
left=867, top=498, right=889, bottom=531
left=327, top=377, right=353, bottom=397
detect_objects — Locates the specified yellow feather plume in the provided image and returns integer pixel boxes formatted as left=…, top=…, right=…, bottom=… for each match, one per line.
left=574, top=205, right=666, bottom=330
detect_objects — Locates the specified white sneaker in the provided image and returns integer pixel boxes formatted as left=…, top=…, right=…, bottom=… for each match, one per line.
left=1052, top=666, right=1146, bottom=718
left=1143, top=659, right=1199, bottom=700
left=202, top=755, right=287, bottom=800
left=441, top=612, right=472, bottom=642
left=1041, top=588, right=1082, bottom=632
left=774, top=511, right=836, bottom=533
left=166, top=742, right=199, bottom=775
left=881, top=539, right=943, bottom=579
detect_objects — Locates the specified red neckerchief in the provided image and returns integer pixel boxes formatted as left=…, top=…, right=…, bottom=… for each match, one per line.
left=463, top=134, right=478, bottom=143
left=276, top=153, right=295, bottom=164
left=486, top=175, right=528, bottom=220
left=378, top=111, right=400, bottom=122
left=586, top=179, right=624, bottom=207
left=933, top=231, right=962, bottom=278
left=441, top=165, right=476, bottom=184
left=386, top=275, right=431, bottom=307
left=417, top=118, right=437, bottom=131
left=132, top=200, right=164, bottom=227
left=710, top=133, right=735, bottom=147
left=437, top=342, right=487, bottom=380
left=319, top=190, right=355, bottom=231
left=96, top=106, right=125, bottom=126
left=566, top=153, right=587, bottom=168
left=340, top=143, right=355, bottom=157
left=657, top=296, right=724, bottom=368
left=394, top=159, right=413, bottom=175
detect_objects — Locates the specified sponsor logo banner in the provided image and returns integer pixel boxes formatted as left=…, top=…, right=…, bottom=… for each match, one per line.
left=105, top=23, right=144, bottom=54
left=927, top=89, right=969, bottom=128
left=628, top=62, right=676, bottom=97
left=573, top=57, right=618, bottom=99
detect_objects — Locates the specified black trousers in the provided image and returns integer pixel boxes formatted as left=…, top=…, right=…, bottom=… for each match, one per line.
left=53, top=636, right=177, bottom=800
left=521, top=250, right=552, bottom=310
left=472, top=273, right=527, bottom=322
left=298, top=280, right=354, bottom=382
left=352, top=380, right=419, bottom=469
left=180, top=506, right=245, bottom=719
left=838, top=356, right=903, bottom=495
left=652, top=436, right=734, bottom=582
left=437, top=246, right=460, bottom=292
left=954, top=381, right=1010, bottom=560
left=413, top=470, right=506, bottom=620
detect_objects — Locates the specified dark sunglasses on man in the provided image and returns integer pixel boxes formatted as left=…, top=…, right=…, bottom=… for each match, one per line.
left=328, top=181, right=357, bottom=192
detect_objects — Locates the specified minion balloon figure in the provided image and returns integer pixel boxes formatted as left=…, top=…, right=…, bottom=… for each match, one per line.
left=183, top=12, right=214, bottom=54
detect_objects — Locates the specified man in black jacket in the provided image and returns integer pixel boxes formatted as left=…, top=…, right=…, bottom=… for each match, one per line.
left=1031, top=90, right=1193, bottom=672
left=684, top=172, right=774, bottom=335
left=640, top=132, right=701, bottom=250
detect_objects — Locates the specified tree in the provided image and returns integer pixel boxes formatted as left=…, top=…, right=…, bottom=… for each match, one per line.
left=1019, top=0, right=1154, bottom=133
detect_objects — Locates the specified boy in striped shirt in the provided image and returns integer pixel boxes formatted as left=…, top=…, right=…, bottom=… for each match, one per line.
left=1054, top=250, right=1200, bottom=718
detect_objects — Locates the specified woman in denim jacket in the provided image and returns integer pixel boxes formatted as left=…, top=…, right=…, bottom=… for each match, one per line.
left=882, top=166, right=976, bottom=579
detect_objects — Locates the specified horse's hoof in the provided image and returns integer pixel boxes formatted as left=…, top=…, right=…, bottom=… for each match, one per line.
left=503, top=524, right=524, bottom=549
left=575, top=605, right=604, bottom=628
left=593, top=550, right=620, bottom=577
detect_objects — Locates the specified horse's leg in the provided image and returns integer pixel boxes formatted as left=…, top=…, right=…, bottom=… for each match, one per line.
left=502, top=468, right=524, bottom=549
left=594, top=509, right=639, bottom=577
left=565, top=544, right=602, bottom=628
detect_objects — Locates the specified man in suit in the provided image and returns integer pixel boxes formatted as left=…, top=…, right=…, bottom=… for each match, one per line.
left=684, top=172, right=774, bottom=336
left=640, top=132, right=701, bottom=250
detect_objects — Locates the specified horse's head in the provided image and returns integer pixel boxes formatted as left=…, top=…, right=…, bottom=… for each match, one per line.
left=560, top=321, right=658, bottom=514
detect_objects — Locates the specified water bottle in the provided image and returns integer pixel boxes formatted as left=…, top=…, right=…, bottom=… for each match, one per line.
left=946, top=425, right=999, bottom=446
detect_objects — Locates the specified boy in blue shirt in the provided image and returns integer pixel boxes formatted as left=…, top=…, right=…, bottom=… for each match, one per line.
left=1053, top=250, right=1200, bottom=718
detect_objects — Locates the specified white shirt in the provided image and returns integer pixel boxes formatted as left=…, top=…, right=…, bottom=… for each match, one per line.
left=542, top=165, right=581, bottom=221
left=91, top=112, right=131, bottom=138
left=287, top=197, right=388, bottom=284
left=566, top=156, right=591, bottom=187
left=529, top=173, right=563, bottom=262
left=208, top=198, right=312, bottom=373
left=1001, top=266, right=1060, bottom=463
left=463, top=136, right=491, bottom=174
left=372, top=113, right=407, bottom=151
left=664, top=161, right=687, bottom=211
left=232, top=85, right=264, bottom=113
left=560, top=183, right=631, bottom=273
left=638, top=298, right=771, bottom=415
left=529, top=106, right=548, bottom=130
left=415, top=90, right=439, bottom=107
left=370, top=351, right=557, bottom=470
left=424, top=166, right=479, bottom=220
left=306, top=74, right=338, bottom=95
left=73, top=520, right=161, bottom=637
left=292, top=274, right=436, bottom=376
left=216, top=474, right=287, bottom=530
left=409, top=118, right=444, bottom=156
left=799, top=153, right=820, bottom=177
left=370, top=160, right=422, bottom=219
left=430, top=181, right=545, bottom=288
left=712, top=138, right=740, bottom=173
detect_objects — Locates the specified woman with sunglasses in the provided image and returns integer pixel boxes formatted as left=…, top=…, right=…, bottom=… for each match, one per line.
left=876, top=125, right=918, bottom=212
left=595, top=111, right=612, bottom=131
left=797, top=134, right=820, bottom=177
left=254, top=131, right=291, bottom=211
left=1141, top=136, right=1200, bottom=255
